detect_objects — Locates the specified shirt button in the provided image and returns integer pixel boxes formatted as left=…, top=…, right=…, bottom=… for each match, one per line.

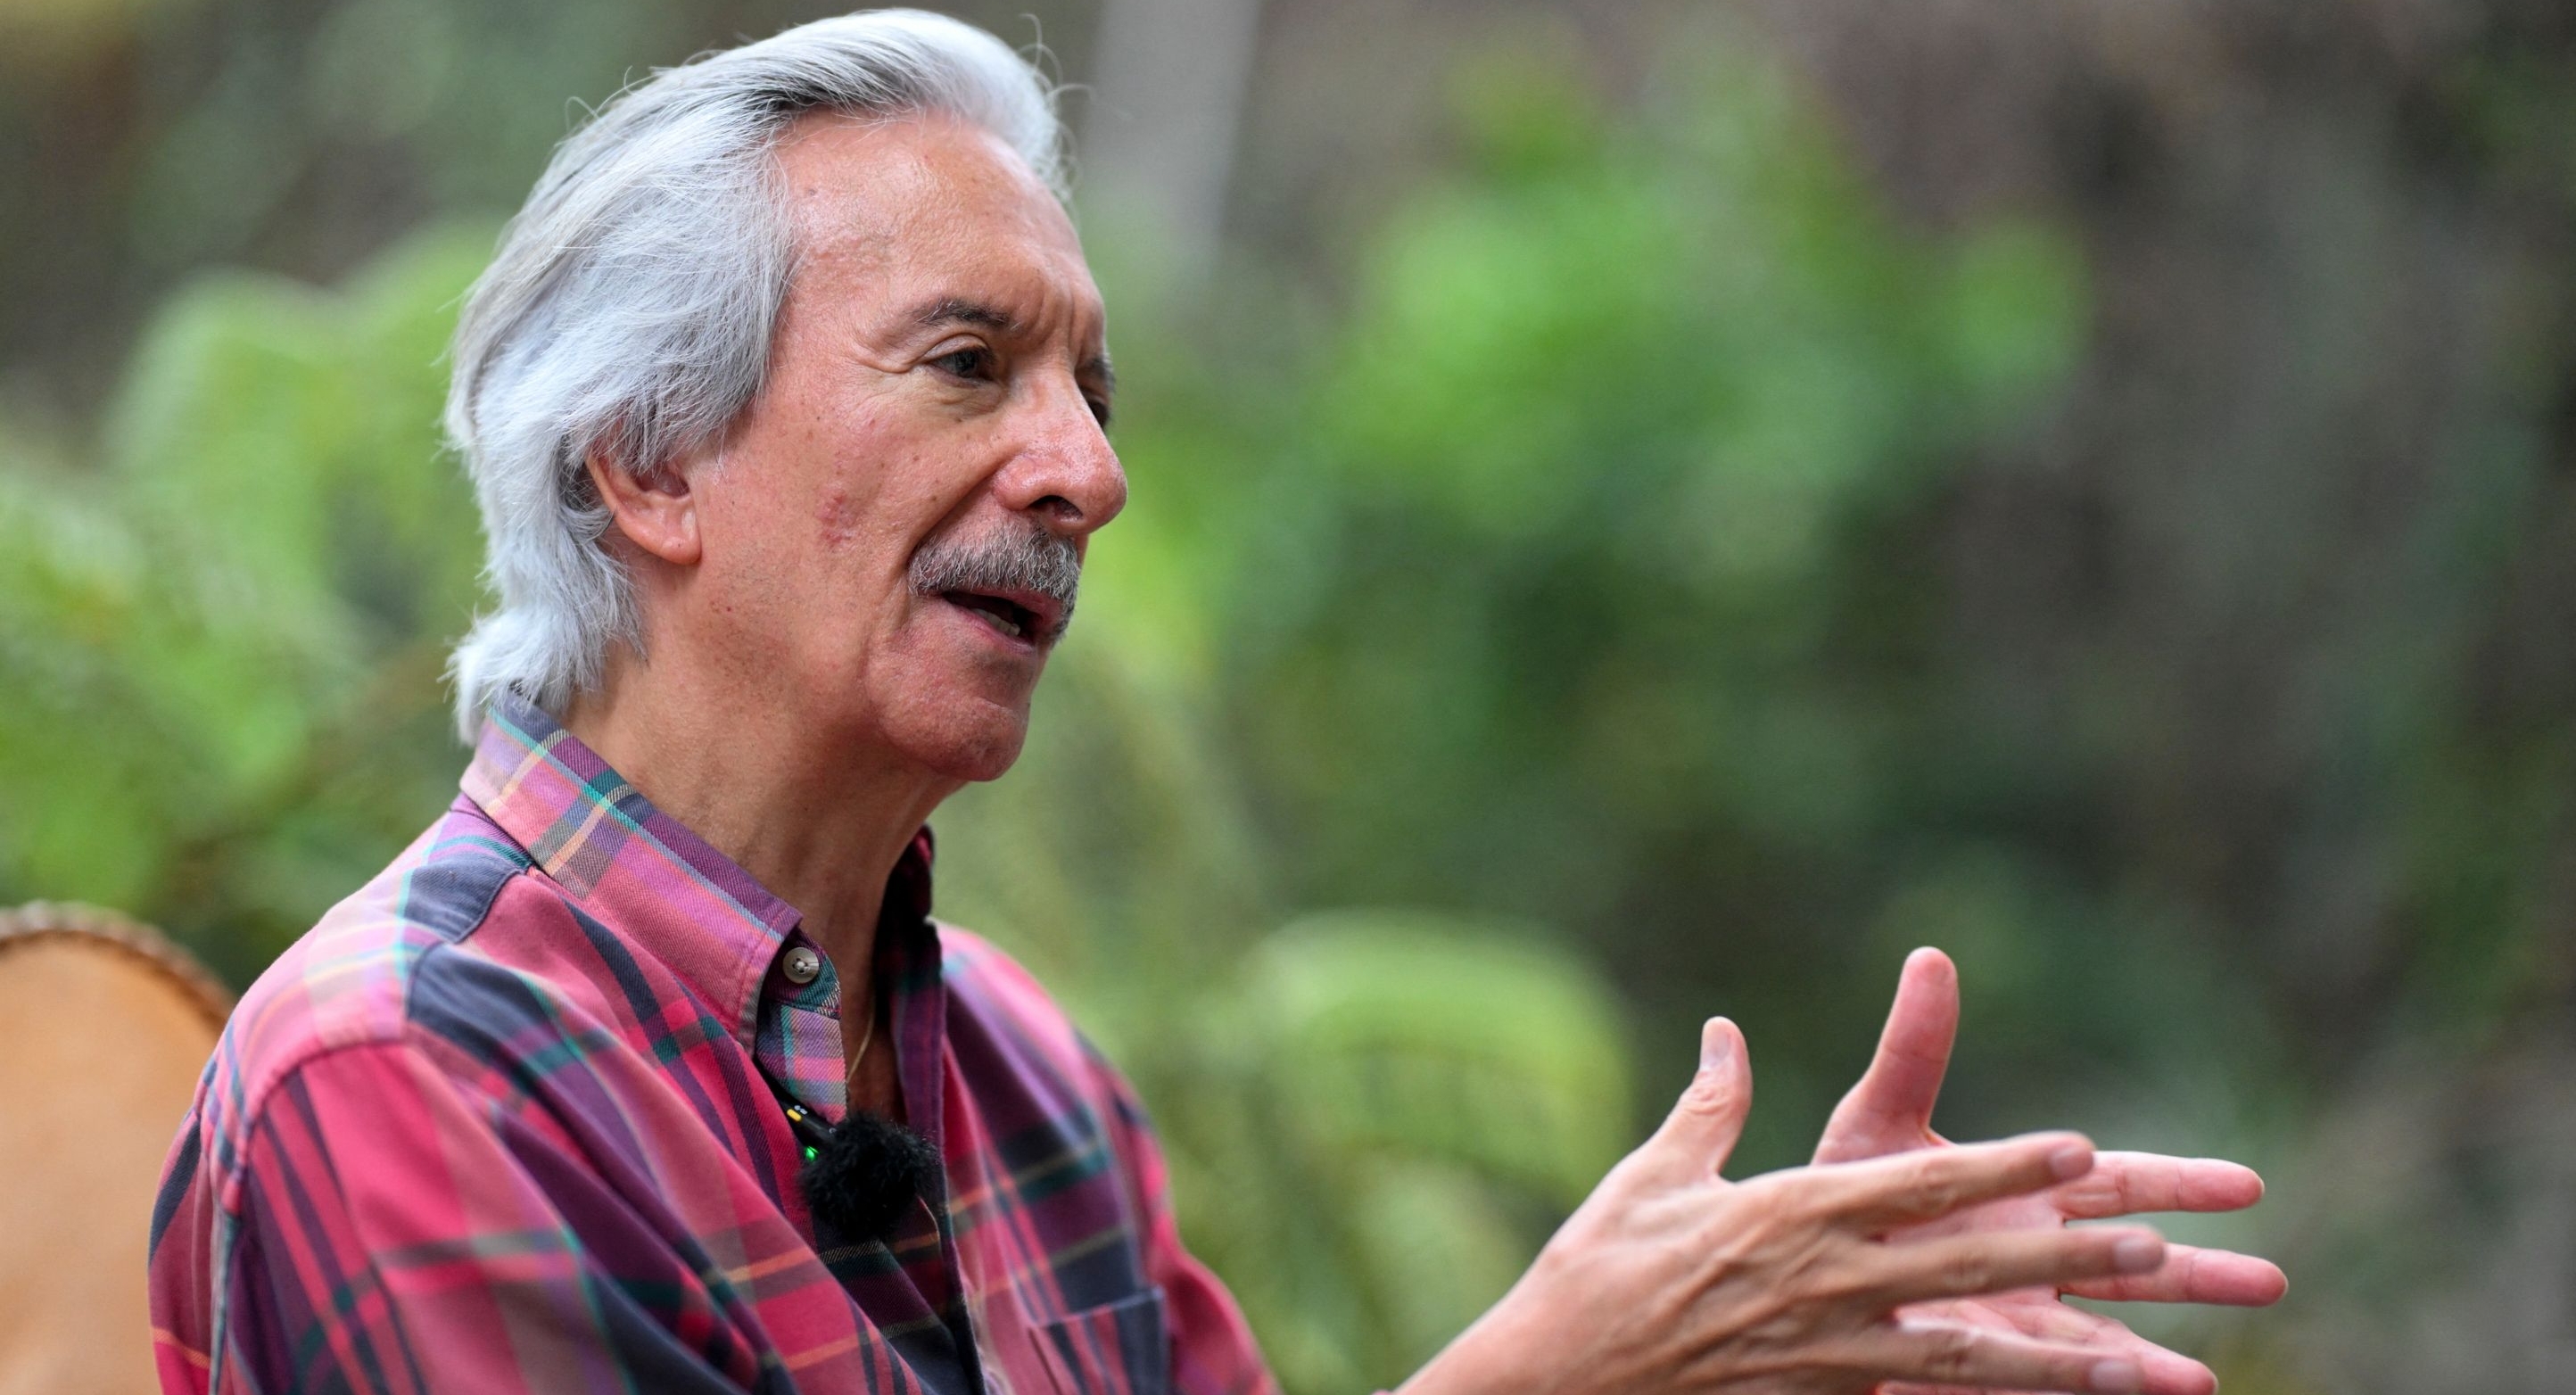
left=780, top=945, right=822, bottom=986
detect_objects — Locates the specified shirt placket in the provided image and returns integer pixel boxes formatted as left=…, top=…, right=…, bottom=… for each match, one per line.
left=756, top=932, right=851, bottom=1126
left=753, top=914, right=993, bottom=1395
left=880, top=911, right=988, bottom=1388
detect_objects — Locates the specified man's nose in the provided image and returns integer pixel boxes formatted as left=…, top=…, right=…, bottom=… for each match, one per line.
left=995, top=383, right=1127, bottom=539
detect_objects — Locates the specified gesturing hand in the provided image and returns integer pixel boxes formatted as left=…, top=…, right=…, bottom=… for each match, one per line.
left=1404, top=1019, right=2176, bottom=1395
left=1812, top=949, right=2288, bottom=1395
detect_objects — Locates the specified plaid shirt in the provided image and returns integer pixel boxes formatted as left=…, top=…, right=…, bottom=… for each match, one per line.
left=147, top=696, right=1276, bottom=1395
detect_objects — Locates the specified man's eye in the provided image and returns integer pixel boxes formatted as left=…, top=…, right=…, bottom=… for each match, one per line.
left=1086, top=397, right=1112, bottom=428
left=931, top=346, right=995, bottom=380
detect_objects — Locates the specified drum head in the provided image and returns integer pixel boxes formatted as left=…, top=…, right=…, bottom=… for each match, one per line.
left=0, top=905, right=231, bottom=1395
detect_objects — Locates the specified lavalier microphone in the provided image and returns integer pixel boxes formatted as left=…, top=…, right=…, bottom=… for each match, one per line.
left=780, top=1095, right=942, bottom=1244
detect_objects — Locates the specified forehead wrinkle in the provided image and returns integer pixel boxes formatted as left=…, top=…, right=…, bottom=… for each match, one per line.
left=771, top=110, right=1106, bottom=359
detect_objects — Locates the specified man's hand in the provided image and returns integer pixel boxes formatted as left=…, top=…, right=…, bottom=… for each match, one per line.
left=1812, top=949, right=2289, bottom=1395
left=1402, top=1019, right=2176, bottom=1395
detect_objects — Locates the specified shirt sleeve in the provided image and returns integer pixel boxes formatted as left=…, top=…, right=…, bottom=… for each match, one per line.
left=172, top=1039, right=756, bottom=1395
left=1089, top=1046, right=1282, bottom=1395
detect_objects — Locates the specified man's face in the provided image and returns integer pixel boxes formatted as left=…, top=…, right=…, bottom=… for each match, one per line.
left=677, top=111, right=1121, bottom=783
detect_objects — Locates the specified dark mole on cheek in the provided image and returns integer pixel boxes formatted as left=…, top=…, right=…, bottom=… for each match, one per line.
left=817, top=485, right=865, bottom=550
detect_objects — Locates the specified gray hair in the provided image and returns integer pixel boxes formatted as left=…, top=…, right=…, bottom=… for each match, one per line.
left=442, top=10, right=1066, bottom=739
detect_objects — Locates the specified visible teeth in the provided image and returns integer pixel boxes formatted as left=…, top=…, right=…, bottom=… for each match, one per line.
left=945, top=591, right=1030, bottom=640
left=963, top=601, right=1022, bottom=638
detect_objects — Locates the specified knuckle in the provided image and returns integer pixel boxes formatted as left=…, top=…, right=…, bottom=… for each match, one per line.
left=1939, top=1247, right=1992, bottom=1295
left=1734, top=1173, right=1808, bottom=1226
left=1900, top=1161, right=1962, bottom=1218
left=1923, top=1325, right=1982, bottom=1378
left=1734, top=1292, right=1808, bottom=1349
left=1677, top=1069, right=1738, bottom=1117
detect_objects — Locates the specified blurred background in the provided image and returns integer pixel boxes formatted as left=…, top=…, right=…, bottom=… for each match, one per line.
left=4, top=0, right=2573, bottom=1390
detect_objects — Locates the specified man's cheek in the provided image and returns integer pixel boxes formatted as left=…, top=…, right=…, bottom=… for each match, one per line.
left=815, top=483, right=869, bottom=551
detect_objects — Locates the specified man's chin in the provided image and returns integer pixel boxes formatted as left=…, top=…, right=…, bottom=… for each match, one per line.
left=880, top=695, right=1032, bottom=784
left=859, top=631, right=1047, bottom=781
left=919, top=729, right=1028, bottom=784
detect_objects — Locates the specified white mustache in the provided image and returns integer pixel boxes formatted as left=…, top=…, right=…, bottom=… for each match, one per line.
left=908, top=524, right=1080, bottom=640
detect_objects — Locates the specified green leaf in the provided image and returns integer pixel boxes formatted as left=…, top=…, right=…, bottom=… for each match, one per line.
left=1246, top=910, right=1633, bottom=1203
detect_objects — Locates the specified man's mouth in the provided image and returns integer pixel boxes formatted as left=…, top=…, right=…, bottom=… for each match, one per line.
left=909, top=522, right=1080, bottom=648
left=938, top=588, right=1060, bottom=644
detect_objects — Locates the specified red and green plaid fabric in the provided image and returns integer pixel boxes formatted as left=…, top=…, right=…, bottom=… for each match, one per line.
left=147, top=695, right=1276, bottom=1395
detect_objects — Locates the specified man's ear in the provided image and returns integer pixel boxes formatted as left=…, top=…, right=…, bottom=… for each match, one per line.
left=585, top=449, right=702, bottom=566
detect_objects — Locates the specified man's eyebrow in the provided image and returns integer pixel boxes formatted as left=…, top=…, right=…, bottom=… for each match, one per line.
left=904, top=294, right=1113, bottom=399
left=909, top=296, right=1020, bottom=334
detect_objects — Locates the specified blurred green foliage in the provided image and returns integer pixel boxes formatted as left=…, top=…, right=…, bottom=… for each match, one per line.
left=0, top=230, right=491, bottom=984
left=7, top=7, right=2576, bottom=1392
left=1067, top=52, right=2113, bottom=1176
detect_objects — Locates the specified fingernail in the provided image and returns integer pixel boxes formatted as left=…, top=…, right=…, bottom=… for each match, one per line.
left=2087, top=1359, right=2141, bottom=1392
left=2113, top=1235, right=2163, bottom=1273
left=1700, top=1018, right=1735, bottom=1072
left=2049, top=1144, right=2092, bottom=1180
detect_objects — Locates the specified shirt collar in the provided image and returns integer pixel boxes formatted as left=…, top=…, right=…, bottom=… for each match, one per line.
left=458, top=692, right=935, bottom=1052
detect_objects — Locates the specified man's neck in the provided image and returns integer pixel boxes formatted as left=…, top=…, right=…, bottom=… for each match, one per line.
left=559, top=650, right=956, bottom=1027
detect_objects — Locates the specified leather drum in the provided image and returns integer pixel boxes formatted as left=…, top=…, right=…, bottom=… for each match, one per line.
left=0, top=905, right=230, bottom=1395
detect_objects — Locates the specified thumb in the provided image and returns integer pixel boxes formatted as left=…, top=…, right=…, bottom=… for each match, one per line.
left=1643, top=1017, right=1753, bottom=1181
left=1816, top=945, right=1957, bottom=1163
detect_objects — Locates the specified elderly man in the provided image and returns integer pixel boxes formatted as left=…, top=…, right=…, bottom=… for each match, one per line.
left=147, top=12, right=2283, bottom=1395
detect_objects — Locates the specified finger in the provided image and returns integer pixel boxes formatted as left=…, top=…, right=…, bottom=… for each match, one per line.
left=1887, top=1343, right=2216, bottom=1395
left=1923, top=1304, right=2217, bottom=1395
left=1816, top=946, right=1960, bottom=1163
left=2052, top=1153, right=2265, bottom=1218
left=1812, top=1132, right=2097, bottom=1230
left=1638, top=1017, right=1753, bottom=1183
left=1848, top=1317, right=2150, bottom=1393
left=1866, top=1226, right=2165, bottom=1306
left=2061, top=1243, right=2288, bottom=1307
